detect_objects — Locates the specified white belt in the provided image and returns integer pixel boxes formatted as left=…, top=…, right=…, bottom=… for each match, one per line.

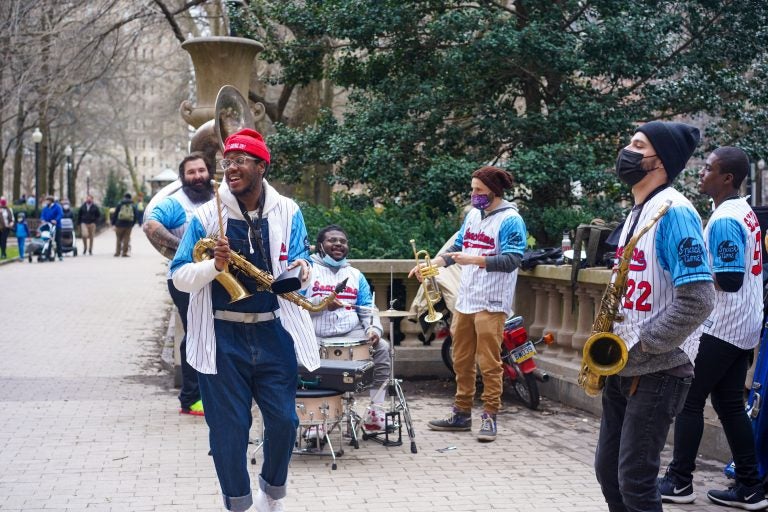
left=213, top=310, right=280, bottom=323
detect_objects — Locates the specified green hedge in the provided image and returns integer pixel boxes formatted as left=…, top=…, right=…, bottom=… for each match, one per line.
left=300, top=200, right=462, bottom=259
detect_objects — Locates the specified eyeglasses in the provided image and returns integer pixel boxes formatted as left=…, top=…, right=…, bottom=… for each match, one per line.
left=220, top=155, right=258, bottom=170
left=324, top=237, right=348, bottom=245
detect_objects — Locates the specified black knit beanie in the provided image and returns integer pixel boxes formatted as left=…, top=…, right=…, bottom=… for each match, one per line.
left=635, top=121, right=700, bottom=181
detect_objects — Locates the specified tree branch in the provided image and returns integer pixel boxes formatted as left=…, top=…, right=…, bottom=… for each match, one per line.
left=152, top=0, right=185, bottom=43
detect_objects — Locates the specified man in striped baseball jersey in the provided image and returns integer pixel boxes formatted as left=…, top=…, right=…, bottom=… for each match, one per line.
left=593, top=121, right=715, bottom=512
left=658, top=147, right=767, bottom=510
left=411, top=166, right=527, bottom=442
left=304, top=224, right=392, bottom=433
left=144, top=152, right=214, bottom=417
left=171, top=129, right=317, bottom=512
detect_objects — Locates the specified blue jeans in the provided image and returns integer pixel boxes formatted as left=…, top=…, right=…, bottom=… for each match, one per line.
left=167, top=280, right=200, bottom=409
left=595, top=372, right=692, bottom=512
left=198, top=318, right=298, bottom=512
left=669, top=334, right=759, bottom=486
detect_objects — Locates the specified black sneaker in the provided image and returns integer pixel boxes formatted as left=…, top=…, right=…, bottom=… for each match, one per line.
left=477, top=412, right=497, bottom=442
left=707, top=483, right=768, bottom=510
left=657, top=472, right=696, bottom=504
left=428, top=407, right=471, bottom=431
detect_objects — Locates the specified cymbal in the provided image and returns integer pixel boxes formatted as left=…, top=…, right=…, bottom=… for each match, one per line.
left=377, top=309, right=415, bottom=318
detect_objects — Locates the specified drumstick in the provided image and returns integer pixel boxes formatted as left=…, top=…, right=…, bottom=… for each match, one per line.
left=211, top=179, right=228, bottom=272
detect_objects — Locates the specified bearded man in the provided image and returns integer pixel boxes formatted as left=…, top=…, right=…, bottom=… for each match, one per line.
left=144, top=152, right=215, bottom=416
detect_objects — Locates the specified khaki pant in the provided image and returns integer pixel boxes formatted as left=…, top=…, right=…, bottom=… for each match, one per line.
left=81, top=223, right=96, bottom=254
left=451, top=310, right=506, bottom=414
left=114, top=226, right=132, bottom=256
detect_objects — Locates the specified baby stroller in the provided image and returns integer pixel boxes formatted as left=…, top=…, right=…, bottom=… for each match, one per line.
left=27, top=222, right=56, bottom=262
left=59, top=217, right=78, bottom=257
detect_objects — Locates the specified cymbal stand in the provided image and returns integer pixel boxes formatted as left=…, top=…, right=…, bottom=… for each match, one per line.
left=362, top=294, right=418, bottom=454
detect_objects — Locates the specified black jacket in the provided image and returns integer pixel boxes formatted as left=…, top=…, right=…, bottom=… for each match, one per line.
left=78, top=202, right=101, bottom=224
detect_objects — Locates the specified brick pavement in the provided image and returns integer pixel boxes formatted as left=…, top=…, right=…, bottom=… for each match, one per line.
left=0, top=226, right=738, bottom=511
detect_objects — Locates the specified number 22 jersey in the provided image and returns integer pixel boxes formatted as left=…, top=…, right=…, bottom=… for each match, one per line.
left=612, top=187, right=712, bottom=365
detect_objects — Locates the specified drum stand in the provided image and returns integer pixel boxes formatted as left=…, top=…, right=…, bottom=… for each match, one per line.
left=362, top=307, right=418, bottom=454
left=342, top=392, right=362, bottom=449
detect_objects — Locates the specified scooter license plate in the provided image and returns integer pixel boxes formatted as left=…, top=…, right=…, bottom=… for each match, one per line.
left=511, top=341, right=536, bottom=363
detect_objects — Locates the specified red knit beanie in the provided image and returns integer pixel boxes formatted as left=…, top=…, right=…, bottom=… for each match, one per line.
left=471, top=166, right=514, bottom=196
left=223, top=128, right=271, bottom=164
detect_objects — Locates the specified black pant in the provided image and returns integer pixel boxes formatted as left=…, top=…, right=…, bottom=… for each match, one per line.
left=0, top=228, right=8, bottom=257
left=167, top=279, right=201, bottom=409
left=669, top=333, right=760, bottom=486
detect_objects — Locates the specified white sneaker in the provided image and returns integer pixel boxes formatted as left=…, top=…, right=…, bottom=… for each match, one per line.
left=254, top=489, right=285, bottom=512
left=304, top=425, right=325, bottom=440
left=363, top=404, right=388, bottom=432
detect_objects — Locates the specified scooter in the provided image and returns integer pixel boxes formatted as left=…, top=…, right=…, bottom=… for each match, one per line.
left=441, top=314, right=554, bottom=410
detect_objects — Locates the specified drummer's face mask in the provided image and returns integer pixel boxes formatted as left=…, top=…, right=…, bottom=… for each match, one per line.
left=615, top=149, right=660, bottom=187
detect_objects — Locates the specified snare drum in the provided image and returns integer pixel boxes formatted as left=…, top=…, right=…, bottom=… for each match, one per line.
left=295, top=389, right=343, bottom=424
left=319, top=338, right=371, bottom=361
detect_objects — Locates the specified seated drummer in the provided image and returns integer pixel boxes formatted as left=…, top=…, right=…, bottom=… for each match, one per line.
left=305, top=224, right=392, bottom=432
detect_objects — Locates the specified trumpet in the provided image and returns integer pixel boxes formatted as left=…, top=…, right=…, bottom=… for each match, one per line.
left=410, top=239, right=443, bottom=323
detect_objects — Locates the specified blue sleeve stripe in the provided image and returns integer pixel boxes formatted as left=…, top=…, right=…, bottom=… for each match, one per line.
left=288, top=209, right=311, bottom=263
left=170, top=216, right=204, bottom=274
left=708, top=217, right=747, bottom=273
left=499, top=215, right=527, bottom=255
left=657, top=205, right=712, bottom=285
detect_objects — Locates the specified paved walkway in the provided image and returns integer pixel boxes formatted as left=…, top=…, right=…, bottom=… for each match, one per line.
left=0, top=227, right=737, bottom=511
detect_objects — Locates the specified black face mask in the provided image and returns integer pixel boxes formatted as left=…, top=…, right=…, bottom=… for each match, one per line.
left=615, top=148, right=658, bottom=187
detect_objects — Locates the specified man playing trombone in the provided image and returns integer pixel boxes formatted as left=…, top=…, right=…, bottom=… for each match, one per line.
left=171, top=128, right=318, bottom=512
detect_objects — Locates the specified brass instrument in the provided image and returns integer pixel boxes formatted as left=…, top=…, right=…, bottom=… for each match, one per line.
left=410, top=239, right=443, bottom=323
left=193, top=238, right=348, bottom=311
left=578, top=200, right=672, bottom=396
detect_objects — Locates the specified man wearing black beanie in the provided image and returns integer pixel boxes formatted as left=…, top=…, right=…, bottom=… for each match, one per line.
left=593, top=121, right=715, bottom=512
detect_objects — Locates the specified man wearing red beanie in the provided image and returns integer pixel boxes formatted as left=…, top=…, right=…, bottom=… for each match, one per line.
left=171, top=128, right=318, bottom=512
left=411, top=166, right=527, bottom=442
left=593, top=121, right=714, bottom=512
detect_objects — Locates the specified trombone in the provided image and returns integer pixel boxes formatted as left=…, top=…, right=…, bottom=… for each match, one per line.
left=410, top=239, right=443, bottom=323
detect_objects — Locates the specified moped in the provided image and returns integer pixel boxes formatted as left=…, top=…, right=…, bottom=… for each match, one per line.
left=440, top=314, right=554, bottom=409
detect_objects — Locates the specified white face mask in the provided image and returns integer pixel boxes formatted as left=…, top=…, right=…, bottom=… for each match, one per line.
left=322, top=254, right=347, bottom=267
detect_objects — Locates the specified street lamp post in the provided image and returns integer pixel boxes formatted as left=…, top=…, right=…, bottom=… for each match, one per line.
left=64, top=145, right=72, bottom=204
left=32, top=128, right=43, bottom=216
left=86, top=170, right=91, bottom=196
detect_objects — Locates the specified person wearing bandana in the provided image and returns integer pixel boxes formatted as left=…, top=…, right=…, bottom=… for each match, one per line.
left=593, top=121, right=715, bottom=512
left=171, top=129, right=317, bottom=512
left=304, top=224, right=392, bottom=435
left=410, top=166, right=527, bottom=442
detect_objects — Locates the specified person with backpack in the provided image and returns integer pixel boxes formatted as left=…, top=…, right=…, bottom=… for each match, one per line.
left=110, top=192, right=137, bottom=257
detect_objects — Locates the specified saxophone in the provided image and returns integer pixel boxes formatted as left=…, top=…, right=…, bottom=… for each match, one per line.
left=577, top=200, right=672, bottom=396
left=193, top=238, right=347, bottom=312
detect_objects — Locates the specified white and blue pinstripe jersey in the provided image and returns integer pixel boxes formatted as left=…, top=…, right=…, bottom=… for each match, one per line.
left=305, top=254, right=383, bottom=338
left=454, top=203, right=527, bottom=315
left=147, top=189, right=204, bottom=278
left=613, top=187, right=712, bottom=364
left=701, top=198, right=762, bottom=349
left=169, top=180, right=320, bottom=374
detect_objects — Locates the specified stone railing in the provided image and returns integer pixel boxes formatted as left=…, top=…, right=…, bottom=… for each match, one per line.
left=351, top=260, right=732, bottom=462
left=351, top=260, right=611, bottom=357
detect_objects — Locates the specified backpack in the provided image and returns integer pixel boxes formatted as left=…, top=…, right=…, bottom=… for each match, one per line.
left=520, top=247, right=563, bottom=271
left=117, top=203, right=134, bottom=222
left=570, top=219, right=620, bottom=290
